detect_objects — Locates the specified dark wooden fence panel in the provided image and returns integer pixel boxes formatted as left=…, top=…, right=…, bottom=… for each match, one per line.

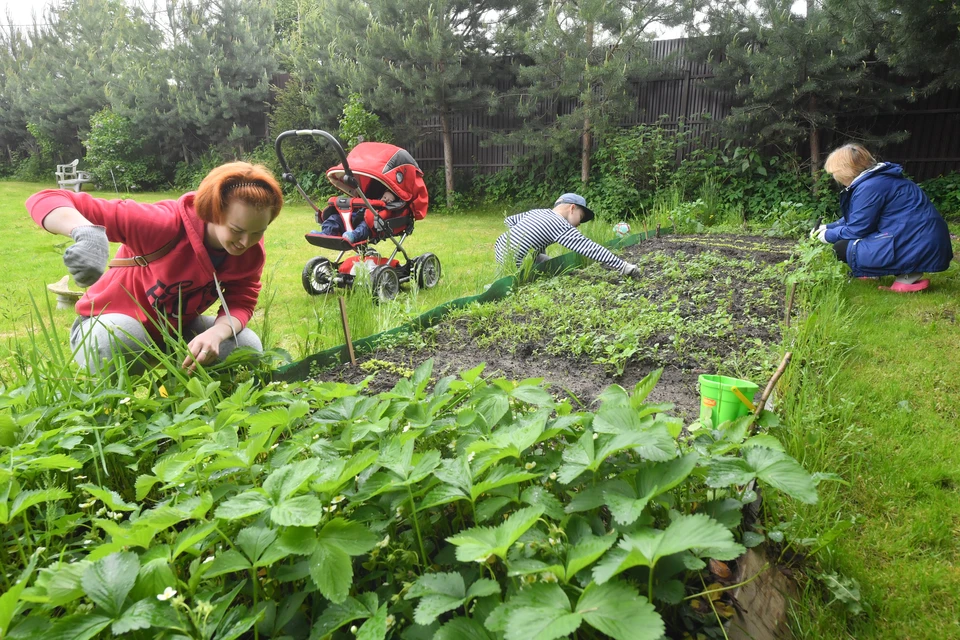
left=872, top=88, right=960, bottom=180
left=404, top=37, right=960, bottom=181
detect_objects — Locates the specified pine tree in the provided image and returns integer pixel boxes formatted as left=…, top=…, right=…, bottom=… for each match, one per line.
left=825, top=0, right=960, bottom=93
left=11, top=0, right=155, bottom=161
left=110, top=0, right=278, bottom=168
left=0, top=23, right=32, bottom=167
left=309, top=0, right=507, bottom=207
left=167, top=0, right=278, bottom=162
left=694, top=0, right=905, bottom=177
left=498, top=0, right=692, bottom=185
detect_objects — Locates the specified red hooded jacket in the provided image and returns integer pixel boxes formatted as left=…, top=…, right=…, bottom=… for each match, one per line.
left=27, top=190, right=264, bottom=338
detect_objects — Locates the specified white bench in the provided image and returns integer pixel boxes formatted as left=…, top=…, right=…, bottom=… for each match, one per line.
left=55, top=159, right=94, bottom=192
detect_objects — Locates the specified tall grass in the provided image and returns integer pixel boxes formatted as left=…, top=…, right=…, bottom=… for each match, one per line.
left=772, top=237, right=960, bottom=638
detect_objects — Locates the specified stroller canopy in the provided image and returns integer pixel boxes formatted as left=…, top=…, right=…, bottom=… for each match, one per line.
left=326, top=142, right=429, bottom=220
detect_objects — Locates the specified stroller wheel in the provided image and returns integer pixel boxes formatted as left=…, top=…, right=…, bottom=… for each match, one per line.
left=415, top=253, right=442, bottom=289
left=371, top=265, right=399, bottom=302
left=302, top=257, right=335, bottom=295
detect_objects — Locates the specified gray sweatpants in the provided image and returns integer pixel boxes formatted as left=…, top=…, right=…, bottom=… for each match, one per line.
left=70, top=314, right=262, bottom=374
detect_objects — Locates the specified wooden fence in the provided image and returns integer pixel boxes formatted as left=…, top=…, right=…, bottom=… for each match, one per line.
left=410, top=38, right=960, bottom=182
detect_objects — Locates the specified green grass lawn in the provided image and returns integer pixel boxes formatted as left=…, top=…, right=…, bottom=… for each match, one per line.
left=781, top=244, right=960, bottom=638
left=1, top=181, right=540, bottom=361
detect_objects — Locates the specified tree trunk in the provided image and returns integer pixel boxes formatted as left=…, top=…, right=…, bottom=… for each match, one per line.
left=809, top=95, right=821, bottom=190
left=581, top=21, right=594, bottom=186
left=809, top=125, right=821, bottom=177
left=440, top=108, right=454, bottom=208
left=807, top=0, right=820, bottom=192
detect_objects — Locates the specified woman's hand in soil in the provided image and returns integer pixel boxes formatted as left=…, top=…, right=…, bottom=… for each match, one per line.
left=183, top=331, right=221, bottom=371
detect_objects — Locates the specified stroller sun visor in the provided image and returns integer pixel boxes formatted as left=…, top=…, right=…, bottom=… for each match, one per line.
left=326, top=142, right=429, bottom=220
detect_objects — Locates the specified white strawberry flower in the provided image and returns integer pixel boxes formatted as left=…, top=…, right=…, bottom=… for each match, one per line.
left=157, top=587, right=177, bottom=601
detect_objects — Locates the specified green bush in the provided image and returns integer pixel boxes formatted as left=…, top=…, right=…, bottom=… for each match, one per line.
left=455, top=133, right=833, bottom=227
left=173, top=149, right=226, bottom=191
left=338, top=93, right=391, bottom=149
left=587, top=120, right=690, bottom=220
left=83, top=109, right=165, bottom=192
left=672, top=146, right=819, bottom=218
left=423, top=167, right=473, bottom=211
left=14, top=123, right=60, bottom=182
left=467, top=156, right=580, bottom=211
left=268, top=80, right=338, bottom=179
left=12, top=153, right=49, bottom=182
left=921, top=172, right=960, bottom=221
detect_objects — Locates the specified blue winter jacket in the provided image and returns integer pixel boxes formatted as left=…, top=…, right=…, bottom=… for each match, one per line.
left=824, top=163, right=952, bottom=277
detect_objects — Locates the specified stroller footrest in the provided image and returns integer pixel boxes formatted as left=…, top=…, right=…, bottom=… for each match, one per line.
left=305, top=232, right=368, bottom=250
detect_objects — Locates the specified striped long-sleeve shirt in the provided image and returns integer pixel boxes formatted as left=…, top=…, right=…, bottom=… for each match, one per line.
left=494, top=208, right=628, bottom=272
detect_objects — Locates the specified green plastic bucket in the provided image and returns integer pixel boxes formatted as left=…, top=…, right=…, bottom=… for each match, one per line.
left=698, top=374, right=760, bottom=425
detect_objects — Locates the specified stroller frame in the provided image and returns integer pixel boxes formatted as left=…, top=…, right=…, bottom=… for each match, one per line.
left=275, top=130, right=440, bottom=301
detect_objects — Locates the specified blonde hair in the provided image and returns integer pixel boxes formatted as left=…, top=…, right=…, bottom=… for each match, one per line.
left=824, top=144, right=877, bottom=186
left=195, top=162, right=283, bottom=224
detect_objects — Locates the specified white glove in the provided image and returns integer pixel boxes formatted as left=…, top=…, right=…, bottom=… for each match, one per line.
left=621, top=262, right=641, bottom=279
left=810, top=224, right=829, bottom=243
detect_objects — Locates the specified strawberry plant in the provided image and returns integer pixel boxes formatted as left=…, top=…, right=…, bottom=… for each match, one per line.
left=0, top=357, right=820, bottom=639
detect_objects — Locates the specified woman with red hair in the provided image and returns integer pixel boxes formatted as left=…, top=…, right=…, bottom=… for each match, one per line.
left=27, top=162, right=284, bottom=373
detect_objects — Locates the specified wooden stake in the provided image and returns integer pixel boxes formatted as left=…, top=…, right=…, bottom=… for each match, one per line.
left=655, top=223, right=661, bottom=238
left=784, top=281, right=798, bottom=328
left=752, top=351, right=792, bottom=422
left=338, top=296, right=357, bottom=366
left=643, top=219, right=649, bottom=239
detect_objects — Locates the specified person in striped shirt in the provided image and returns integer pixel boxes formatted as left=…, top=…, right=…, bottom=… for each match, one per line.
left=494, top=193, right=641, bottom=278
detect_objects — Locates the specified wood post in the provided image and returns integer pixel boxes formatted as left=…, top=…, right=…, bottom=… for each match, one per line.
left=338, top=296, right=357, bottom=366
left=784, top=281, right=797, bottom=328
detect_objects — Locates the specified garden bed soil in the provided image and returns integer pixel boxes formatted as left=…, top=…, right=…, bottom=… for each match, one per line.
left=321, top=234, right=798, bottom=418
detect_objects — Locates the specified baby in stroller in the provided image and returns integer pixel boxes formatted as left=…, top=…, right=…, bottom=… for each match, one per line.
left=319, top=180, right=399, bottom=244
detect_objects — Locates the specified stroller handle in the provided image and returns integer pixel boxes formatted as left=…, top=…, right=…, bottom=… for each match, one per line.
left=274, top=129, right=359, bottom=189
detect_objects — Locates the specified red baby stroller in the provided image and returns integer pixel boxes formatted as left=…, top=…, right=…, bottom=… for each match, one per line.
left=274, top=129, right=441, bottom=301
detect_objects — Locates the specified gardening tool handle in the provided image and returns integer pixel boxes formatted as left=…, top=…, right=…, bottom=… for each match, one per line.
left=750, top=352, right=793, bottom=431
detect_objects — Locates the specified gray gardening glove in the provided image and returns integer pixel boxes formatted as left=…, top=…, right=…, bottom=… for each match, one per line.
left=64, top=225, right=109, bottom=287
left=621, top=262, right=642, bottom=280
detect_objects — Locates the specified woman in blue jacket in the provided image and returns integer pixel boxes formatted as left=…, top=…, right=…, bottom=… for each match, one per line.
left=812, top=144, right=953, bottom=292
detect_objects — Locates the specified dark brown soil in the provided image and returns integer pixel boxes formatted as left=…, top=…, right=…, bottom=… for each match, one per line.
left=320, top=234, right=797, bottom=419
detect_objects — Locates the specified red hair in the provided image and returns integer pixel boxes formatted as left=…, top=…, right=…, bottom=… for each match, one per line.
left=194, top=162, right=283, bottom=224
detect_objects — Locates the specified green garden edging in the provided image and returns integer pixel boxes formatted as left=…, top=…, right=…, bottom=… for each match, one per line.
left=276, top=229, right=665, bottom=381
